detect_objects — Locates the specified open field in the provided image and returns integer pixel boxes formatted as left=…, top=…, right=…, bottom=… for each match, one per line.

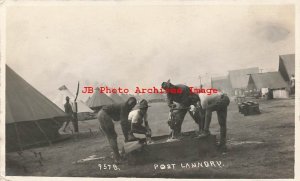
left=6, top=98, right=295, bottom=178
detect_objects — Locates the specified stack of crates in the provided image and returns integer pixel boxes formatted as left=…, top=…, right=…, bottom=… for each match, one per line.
left=238, top=101, right=260, bottom=116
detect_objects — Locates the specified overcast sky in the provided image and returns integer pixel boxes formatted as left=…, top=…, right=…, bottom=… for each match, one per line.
left=6, top=4, right=295, bottom=100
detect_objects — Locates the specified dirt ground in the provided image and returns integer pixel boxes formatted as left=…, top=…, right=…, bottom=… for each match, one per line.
left=6, top=98, right=295, bottom=178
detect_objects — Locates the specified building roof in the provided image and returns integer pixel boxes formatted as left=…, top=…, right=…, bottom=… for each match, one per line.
left=6, top=65, right=67, bottom=124
left=279, top=54, right=295, bottom=79
left=228, top=67, right=259, bottom=89
left=248, top=72, right=288, bottom=89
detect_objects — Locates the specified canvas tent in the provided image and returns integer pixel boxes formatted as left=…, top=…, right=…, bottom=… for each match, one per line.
left=52, top=85, right=93, bottom=121
left=142, top=93, right=166, bottom=103
left=87, top=87, right=114, bottom=111
left=120, top=93, right=131, bottom=102
left=85, top=96, right=91, bottom=105
left=109, top=93, right=124, bottom=104
left=278, top=54, right=295, bottom=82
left=247, top=72, right=288, bottom=99
left=6, top=65, right=68, bottom=152
left=53, top=85, right=93, bottom=113
left=228, top=67, right=259, bottom=96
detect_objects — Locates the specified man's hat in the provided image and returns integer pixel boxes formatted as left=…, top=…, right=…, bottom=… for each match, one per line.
left=161, top=79, right=170, bottom=89
left=66, top=96, right=70, bottom=100
left=136, top=99, right=150, bottom=109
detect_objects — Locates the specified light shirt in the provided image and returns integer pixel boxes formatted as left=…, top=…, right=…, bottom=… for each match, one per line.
left=199, top=92, right=223, bottom=109
left=128, top=109, right=148, bottom=125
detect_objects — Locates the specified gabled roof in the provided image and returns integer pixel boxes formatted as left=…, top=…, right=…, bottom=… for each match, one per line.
left=108, top=93, right=124, bottom=104
left=120, top=93, right=131, bottom=101
left=248, top=72, right=288, bottom=89
left=6, top=65, right=67, bottom=124
left=87, top=87, right=114, bottom=109
left=228, top=67, right=259, bottom=89
left=279, top=54, right=295, bottom=79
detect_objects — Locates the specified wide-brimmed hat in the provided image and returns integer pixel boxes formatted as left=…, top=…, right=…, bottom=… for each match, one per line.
left=136, top=99, right=150, bottom=109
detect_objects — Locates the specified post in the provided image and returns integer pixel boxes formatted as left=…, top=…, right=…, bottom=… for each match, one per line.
left=73, top=102, right=79, bottom=132
left=73, top=81, right=80, bottom=133
left=198, top=75, right=203, bottom=89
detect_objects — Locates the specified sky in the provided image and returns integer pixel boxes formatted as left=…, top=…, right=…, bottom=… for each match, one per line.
left=6, top=4, right=295, bottom=101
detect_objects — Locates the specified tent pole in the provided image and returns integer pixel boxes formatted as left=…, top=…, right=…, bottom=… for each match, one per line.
left=34, top=121, right=52, bottom=146
left=13, top=122, right=23, bottom=152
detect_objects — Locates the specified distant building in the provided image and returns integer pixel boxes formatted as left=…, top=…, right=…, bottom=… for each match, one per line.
left=228, top=67, right=259, bottom=96
left=247, top=72, right=288, bottom=99
left=278, top=54, right=295, bottom=82
left=211, top=76, right=231, bottom=94
left=278, top=54, right=295, bottom=95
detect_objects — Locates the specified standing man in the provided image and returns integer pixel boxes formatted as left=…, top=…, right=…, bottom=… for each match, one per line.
left=63, top=96, right=74, bottom=132
left=161, top=80, right=203, bottom=139
left=198, top=93, right=230, bottom=152
left=97, top=97, right=137, bottom=163
left=128, top=99, right=152, bottom=143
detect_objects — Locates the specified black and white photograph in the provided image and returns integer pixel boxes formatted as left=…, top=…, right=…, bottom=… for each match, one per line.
left=0, top=1, right=297, bottom=179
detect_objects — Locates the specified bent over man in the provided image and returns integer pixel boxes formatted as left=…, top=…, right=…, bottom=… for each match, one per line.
left=161, top=80, right=203, bottom=139
left=97, top=97, right=137, bottom=163
left=198, top=93, right=230, bottom=151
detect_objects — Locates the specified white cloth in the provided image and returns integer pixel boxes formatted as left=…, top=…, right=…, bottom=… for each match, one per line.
left=128, top=109, right=148, bottom=124
left=261, top=88, right=269, bottom=96
left=199, top=92, right=223, bottom=109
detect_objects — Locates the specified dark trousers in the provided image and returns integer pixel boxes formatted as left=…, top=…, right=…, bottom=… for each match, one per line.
left=130, top=123, right=148, bottom=134
left=203, top=95, right=230, bottom=146
left=170, top=107, right=202, bottom=137
left=97, top=110, right=120, bottom=161
left=120, top=120, right=131, bottom=142
left=189, top=108, right=204, bottom=132
left=203, top=107, right=227, bottom=146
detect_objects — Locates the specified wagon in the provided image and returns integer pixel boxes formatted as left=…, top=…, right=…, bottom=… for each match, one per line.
left=238, top=101, right=260, bottom=116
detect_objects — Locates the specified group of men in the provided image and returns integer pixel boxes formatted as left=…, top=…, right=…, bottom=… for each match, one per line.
left=63, top=80, right=230, bottom=163
left=162, top=80, right=230, bottom=147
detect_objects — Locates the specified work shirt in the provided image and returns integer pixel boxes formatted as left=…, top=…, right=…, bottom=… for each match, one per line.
left=166, top=84, right=199, bottom=107
left=102, top=103, right=131, bottom=122
left=128, top=109, right=148, bottom=125
left=64, top=102, right=73, bottom=116
left=199, top=93, right=230, bottom=110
